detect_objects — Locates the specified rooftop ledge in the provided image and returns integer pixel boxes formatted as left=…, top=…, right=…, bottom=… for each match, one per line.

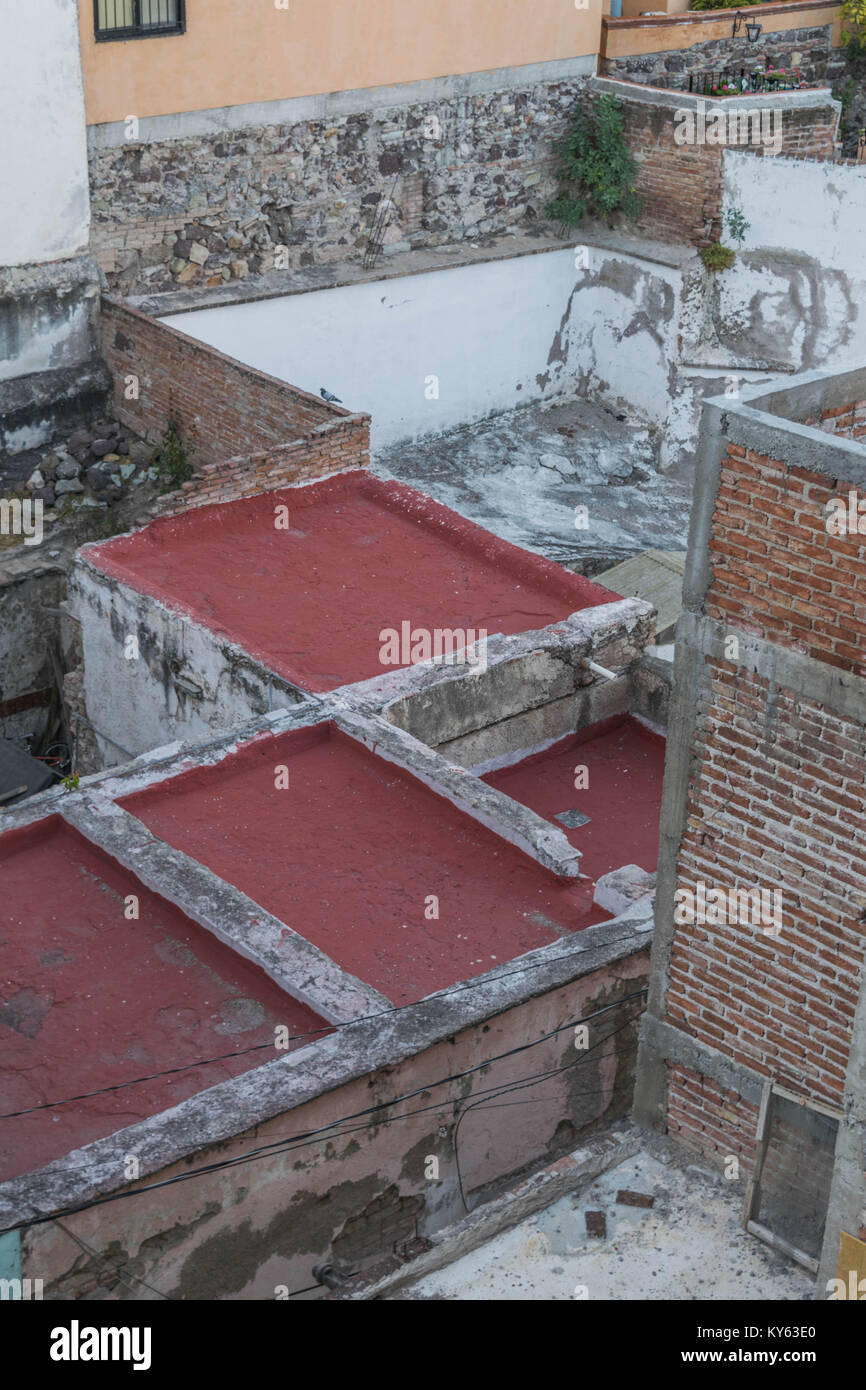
left=589, top=73, right=838, bottom=111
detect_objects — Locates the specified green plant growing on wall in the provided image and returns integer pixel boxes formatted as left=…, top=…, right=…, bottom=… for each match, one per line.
left=544, top=95, right=641, bottom=230
left=841, top=0, right=866, bottom=60
left=61, top=772, right=80, bottom=792
left=833, top=78, right=856, bottom=139
left=155, top=410, right=195, bottom=491
left=724, top=207, right=750, bottom=248
left=689, top=0, right=761, bottom=10
left=700, top=242, right=736, bottom=272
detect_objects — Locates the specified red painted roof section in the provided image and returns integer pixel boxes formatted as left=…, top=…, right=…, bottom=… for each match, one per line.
left=84, top=471, right=619, bottom=693
left=483, top=716, right=666, bottom=883
left=121, top=723, right=611, bottom=1007
left=0, top=817, right=327, bottom=1182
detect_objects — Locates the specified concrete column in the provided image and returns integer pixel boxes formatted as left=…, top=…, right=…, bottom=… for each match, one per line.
left=0, top=0, right=107, bottom=453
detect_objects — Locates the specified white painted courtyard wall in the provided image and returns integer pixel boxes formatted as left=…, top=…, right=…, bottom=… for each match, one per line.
left=162, top=248, right=684, bottom=451
left=717, top=152, right=866, bottom=373
left=0, top=0, right=90, bottom=268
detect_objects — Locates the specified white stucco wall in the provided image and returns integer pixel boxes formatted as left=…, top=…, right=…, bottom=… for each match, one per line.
left=720, top=151, right=866, bottom=373
left=0, top=0, right=91, bottom=266
left=723, top=151, right=866, bottom=274
left=163, top=247, right=683, bottom=451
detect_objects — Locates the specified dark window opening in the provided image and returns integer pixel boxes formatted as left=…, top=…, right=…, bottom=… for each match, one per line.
left=95, top=0, right=185, bottom=41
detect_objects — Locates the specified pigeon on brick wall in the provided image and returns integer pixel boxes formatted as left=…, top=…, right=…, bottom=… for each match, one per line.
left=320, top=387, right=342, bottom=404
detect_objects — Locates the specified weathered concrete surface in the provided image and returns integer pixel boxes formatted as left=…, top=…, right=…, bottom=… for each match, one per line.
left=333, top=705, right=584, bottom=879
left=0, top=550, right=66, bottom=744
left=7, top=911, right=651, bottom=1298
left=375, top=397, right=694, bottom=573
left=62, top=793, right=390, bottom=1025
left=68, top=556, right=313, bottom=766
left=397, top=1139, right=814, bottom=1301
left=715, top=153, right=866, bottom=378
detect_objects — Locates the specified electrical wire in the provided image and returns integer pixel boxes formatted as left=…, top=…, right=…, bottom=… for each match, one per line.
left=0, top=926, right=650, bottom=1122
left=452, top=1004, right=645, bottom=1212
left=2, top=992, right=646, bottom=1236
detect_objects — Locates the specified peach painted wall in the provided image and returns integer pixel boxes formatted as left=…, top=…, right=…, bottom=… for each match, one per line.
left=79, top=0, right=602, bottom=126
left=609, top=1, right=841, bottom=51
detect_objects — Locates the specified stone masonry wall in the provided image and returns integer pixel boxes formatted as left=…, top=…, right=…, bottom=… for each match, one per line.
left=101, top=298, right=350, bottom=466
left=601, top=23, right=834, bottom=90
left=88, top=80, right=583, bottom=297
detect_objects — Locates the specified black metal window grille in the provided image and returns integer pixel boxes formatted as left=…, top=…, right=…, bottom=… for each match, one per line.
left=95, top=0, right=185, bottom=41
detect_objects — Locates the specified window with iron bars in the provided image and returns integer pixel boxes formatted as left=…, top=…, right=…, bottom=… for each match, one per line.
left=95, top=0, right=185, bottom=41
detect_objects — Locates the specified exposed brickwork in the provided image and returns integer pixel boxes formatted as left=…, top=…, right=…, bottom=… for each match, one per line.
left=151, top=414, right=370, bottom=518
left=806, top=397, right=866, bottom=441
left=669, top=665, right=866, bottom=1107
left=646, top=387, right=866, bottom=1219
left=667, top=1064, right=758, bottom=1169
left=618, top=96, right=839, bottom=245
left=706, top=442, right=866, bottom=675
left=101, top=298, right=345, bottom=467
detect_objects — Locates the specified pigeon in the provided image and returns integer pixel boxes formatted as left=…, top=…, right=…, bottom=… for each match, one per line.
left=320, top=387, right=343, bottom=404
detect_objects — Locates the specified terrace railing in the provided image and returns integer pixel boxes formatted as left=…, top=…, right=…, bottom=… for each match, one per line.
left=688, top=69, right=808, bottom=96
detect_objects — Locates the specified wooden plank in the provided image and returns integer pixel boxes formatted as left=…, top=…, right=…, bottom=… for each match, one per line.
left=598, top=550, right=687, bottom=641
left=746, top=1219, right=819, bottom=1274
left=836, top=1230, right=866, bottom=1289
left=744, top=1077, right=774, bottom=1228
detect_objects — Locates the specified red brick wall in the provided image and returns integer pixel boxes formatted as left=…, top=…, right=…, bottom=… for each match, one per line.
left=668, top=666, right=866, bottom=1110
left=807, top=398, right=866, bottom=441
left=150, top=414, right=370, bottom=518
left=667, top=1064, right=758, bottom=1169
left=657, top=415, right=866, bottom=1170
left=101, top=298, right=349, bottom=467
left=618, top=98, right=839, bottom=246
left=705, top=443, right=866, bottom=676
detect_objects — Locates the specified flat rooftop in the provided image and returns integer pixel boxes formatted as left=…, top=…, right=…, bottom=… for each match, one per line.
left=0, top=817, right=327, bottom=1182
left=120, top=723, right=613, bottom=1007
left=83, top=470, right=617, bottom=693
left=483, top=716, right=665, bottom=884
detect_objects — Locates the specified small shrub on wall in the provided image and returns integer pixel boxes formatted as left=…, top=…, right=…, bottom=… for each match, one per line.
left=544, top=95, right=641, bottom=230
left=689, top=0, right=762, bottom=9
left=841, top=0, right=866, bottom=60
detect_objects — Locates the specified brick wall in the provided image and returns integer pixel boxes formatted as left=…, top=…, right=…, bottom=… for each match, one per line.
left=669, top=666, right=865, bottom=1109
left=706, top=442, right=866, bottom=675
left=807, top=397, right=866, bottom=441
left=150, top=413, right=370, bottom=518
left=667, top=1064, right=758, bottom=1169
left=615, top=94, right=839, bottom=245
left=638, top=382, right=866, bottom=1247
left=101, top=298, right=346, bottom=467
